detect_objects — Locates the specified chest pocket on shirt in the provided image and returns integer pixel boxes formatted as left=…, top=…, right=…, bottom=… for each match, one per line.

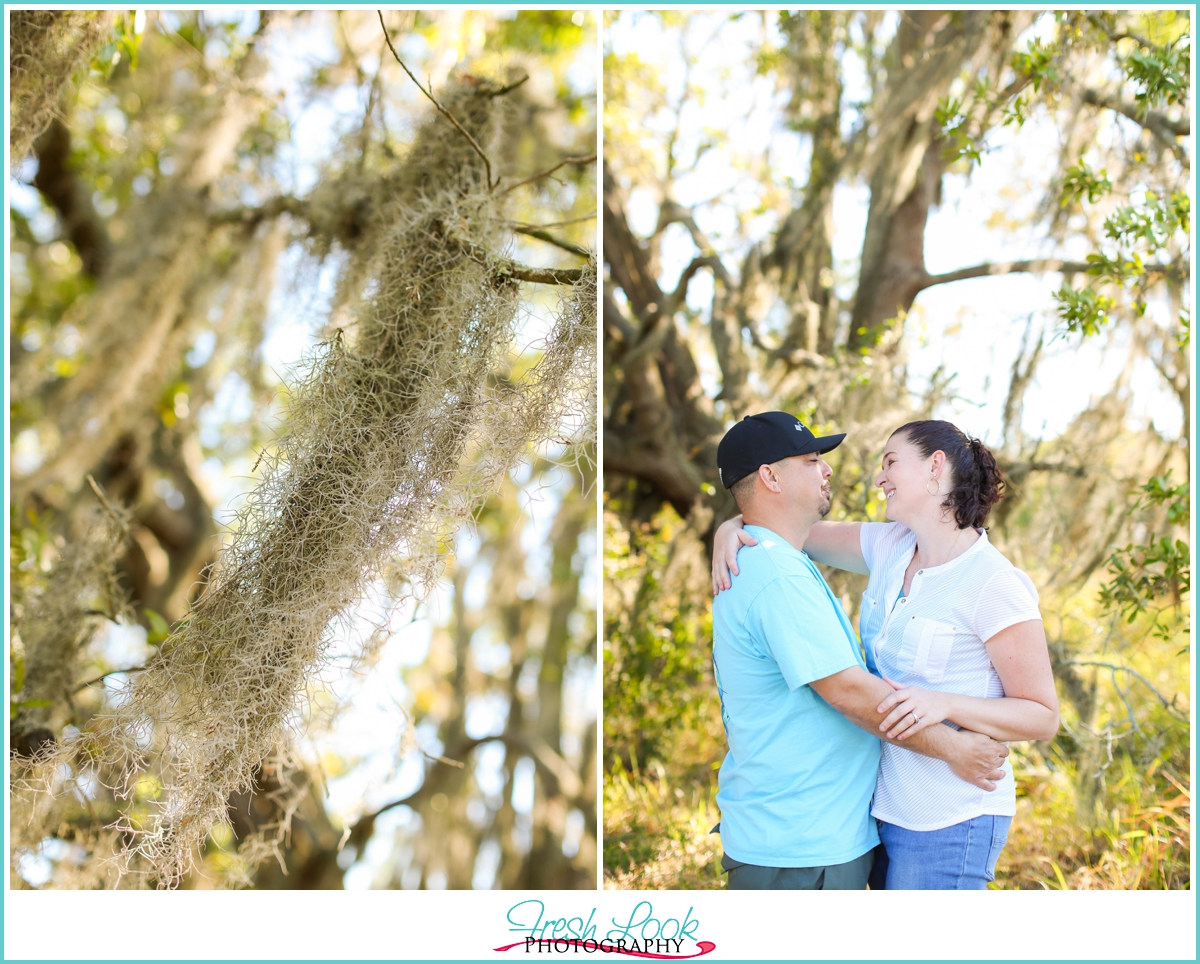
left=898, top=616, right=956, bottom=682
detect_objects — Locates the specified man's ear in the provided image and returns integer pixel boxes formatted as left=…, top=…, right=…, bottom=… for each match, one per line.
left=758, top=462, right=783, bottom=494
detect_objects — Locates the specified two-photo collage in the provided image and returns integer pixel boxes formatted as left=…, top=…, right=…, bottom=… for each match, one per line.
left=6, top=2, right=1191, bottom=919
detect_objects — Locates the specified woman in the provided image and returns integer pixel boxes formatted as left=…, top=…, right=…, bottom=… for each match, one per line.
left=711, top=419, right=1058, bottom=890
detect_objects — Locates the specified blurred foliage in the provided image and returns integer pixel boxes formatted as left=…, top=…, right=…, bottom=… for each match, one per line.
left=603, top=500, right=713, bottom=773
left=603, top=498, right=726, bottom=888
left=924, top=10, right=1190, bottom=339
left=1100, top=474, right=1191, bottom=623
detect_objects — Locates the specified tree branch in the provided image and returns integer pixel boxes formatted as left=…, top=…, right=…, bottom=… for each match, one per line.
left=86, top=474, right=129, bottom=533
left=603, top=161, right=664, bottom=313
left=603, top=285, right=637, bottom=345
left=1062, top=659, right=1183, bottom=715
left=209, top=194, right=307, bottom=227
left=32, top=118, right=112, bottom=277
left=1082, top=88, right=1190, bottom=150
left=664, top=255, right=731, bottom=317
left=919, top=257, right=1182, bottom=291
left=1084, top=14, right=1157, bottom=56
left=1024, top=460, right=1087, bottom=477
left=501, top=263, right=585, bottom=286
left=73, top=665, right=146, bottom=693
left=377, top=10, right=495, bottom=190
left=347, top=731, right=584, bottom=842
left=511, top=215, right=596, bottom=229
left=512, top=226, right=591, bottom=259
left=500, top=153, right=596, bottom=196
left=921, top=258, right=1093, bottom=288
left=486, top=74, right=531, bottom=98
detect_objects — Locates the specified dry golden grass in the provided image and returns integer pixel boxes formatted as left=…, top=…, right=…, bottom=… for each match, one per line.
left=604, top=764, right=725, bottom=890
left=998, top=749, right=1191, bottom=890
left=605, top=727, right=1191, bottom=890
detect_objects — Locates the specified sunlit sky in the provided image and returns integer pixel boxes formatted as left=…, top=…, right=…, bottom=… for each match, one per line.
left=608, top=11, right=1186, bottom=448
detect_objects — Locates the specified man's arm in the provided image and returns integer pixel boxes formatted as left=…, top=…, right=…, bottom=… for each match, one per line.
left=810, top=666, right=1009, bottom=790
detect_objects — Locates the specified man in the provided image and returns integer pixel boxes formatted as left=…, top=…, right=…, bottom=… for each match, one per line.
left=711, top=411, right=1008, bottom=890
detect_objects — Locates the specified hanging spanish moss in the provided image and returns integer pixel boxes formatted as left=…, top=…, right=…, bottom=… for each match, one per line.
left=10, top=497, right=130, bottom=759
left=445, top=261, right=598, bottom=537
left=11, top=74, right=593, bottom=888
left=9, top=496, right=132, bottom=889
left=9, top=11, right=115, bottom=167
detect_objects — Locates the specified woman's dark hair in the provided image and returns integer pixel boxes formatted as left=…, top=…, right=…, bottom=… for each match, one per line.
left=892, top=420, right=1006, bottom=529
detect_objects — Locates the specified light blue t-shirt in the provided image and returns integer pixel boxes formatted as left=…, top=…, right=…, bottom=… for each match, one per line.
left=712, top=525, right=882, bottom=868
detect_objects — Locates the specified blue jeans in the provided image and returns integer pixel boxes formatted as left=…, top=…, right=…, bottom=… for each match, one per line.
left=877, top=815, right=1011, bottom=890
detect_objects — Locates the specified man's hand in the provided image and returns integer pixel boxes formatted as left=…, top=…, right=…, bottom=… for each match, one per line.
left=943, top=728, right=1009, bottom=791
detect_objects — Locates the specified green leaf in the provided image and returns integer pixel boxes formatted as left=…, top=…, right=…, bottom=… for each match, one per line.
left=1125, top=43, right=1189, bottom=107
left=11, top=653, right=25, bottom=696
left=1011, top=39, right=1057, bottom=93
left=1060, top=160, right=1112, bottom=207
left=1054, top=285, right=1116, bottom=336
left=144, top=609, right=172, bottom=646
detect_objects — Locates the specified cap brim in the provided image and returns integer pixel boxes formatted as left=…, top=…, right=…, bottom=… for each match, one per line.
left=806, top=432, right=846, bottom=455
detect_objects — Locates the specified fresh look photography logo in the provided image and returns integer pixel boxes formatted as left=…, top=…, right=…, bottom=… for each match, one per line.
left=494, top=900, right=716, bottom=958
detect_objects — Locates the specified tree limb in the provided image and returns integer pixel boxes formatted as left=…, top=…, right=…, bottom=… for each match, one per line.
left=919, top=257, right=1183, bottom=291
left=485, top=74, right=531, bottom=98
left=1024, top=460, right=1087, bottom=477
left=32, top=118, right=112, bottom=277
left=500, top=153, right=596, bottom=195
left=664, top=255, right=731, bottom=317
left=603, top=161, right=664, bottom=312
left=511, top=215, right=596, bottom=229
left=603, top=285, right=637, bottom=346
left=86, top=474, right=129, bottom=533
left=73, top=665, right=146, bottom=693
left=501, top=263, right=585, bottom=286
left=1082, top=88, right=1190, bottom=152
left=211, top=198, right=586, bottom=286
left=209, top=194, right=307, bottom=227
left=1084, top=14, right=1157, bottom=57
left=377, top=10, right=495, bottom=190
left=1062, top=659, right=1183, bottom=715
left=512, top=225, right=591, bottom=259
left=348, top=731, right=584, bottom=840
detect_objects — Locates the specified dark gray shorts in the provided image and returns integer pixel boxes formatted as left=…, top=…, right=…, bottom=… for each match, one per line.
left=721, top=846, right=876, bottom=890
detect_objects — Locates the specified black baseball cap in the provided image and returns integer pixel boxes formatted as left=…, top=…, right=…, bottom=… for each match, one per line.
left=717, top=411, right=845, bottom=489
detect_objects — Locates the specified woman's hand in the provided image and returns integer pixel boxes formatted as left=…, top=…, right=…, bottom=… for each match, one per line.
left=711, top=515, right=756, bottom=594
left=877, top=678, right=956, bottom=740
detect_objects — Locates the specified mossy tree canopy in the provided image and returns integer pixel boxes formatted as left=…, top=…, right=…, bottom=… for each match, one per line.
left=10, top=10, right=596, bottom=891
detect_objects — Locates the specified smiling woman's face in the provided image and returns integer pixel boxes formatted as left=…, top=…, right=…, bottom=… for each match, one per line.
left=875, top=433, right=945, bottom=524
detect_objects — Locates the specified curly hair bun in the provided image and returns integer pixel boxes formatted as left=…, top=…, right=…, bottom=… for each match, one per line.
left=894, top=420, right=1006, bottom=529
